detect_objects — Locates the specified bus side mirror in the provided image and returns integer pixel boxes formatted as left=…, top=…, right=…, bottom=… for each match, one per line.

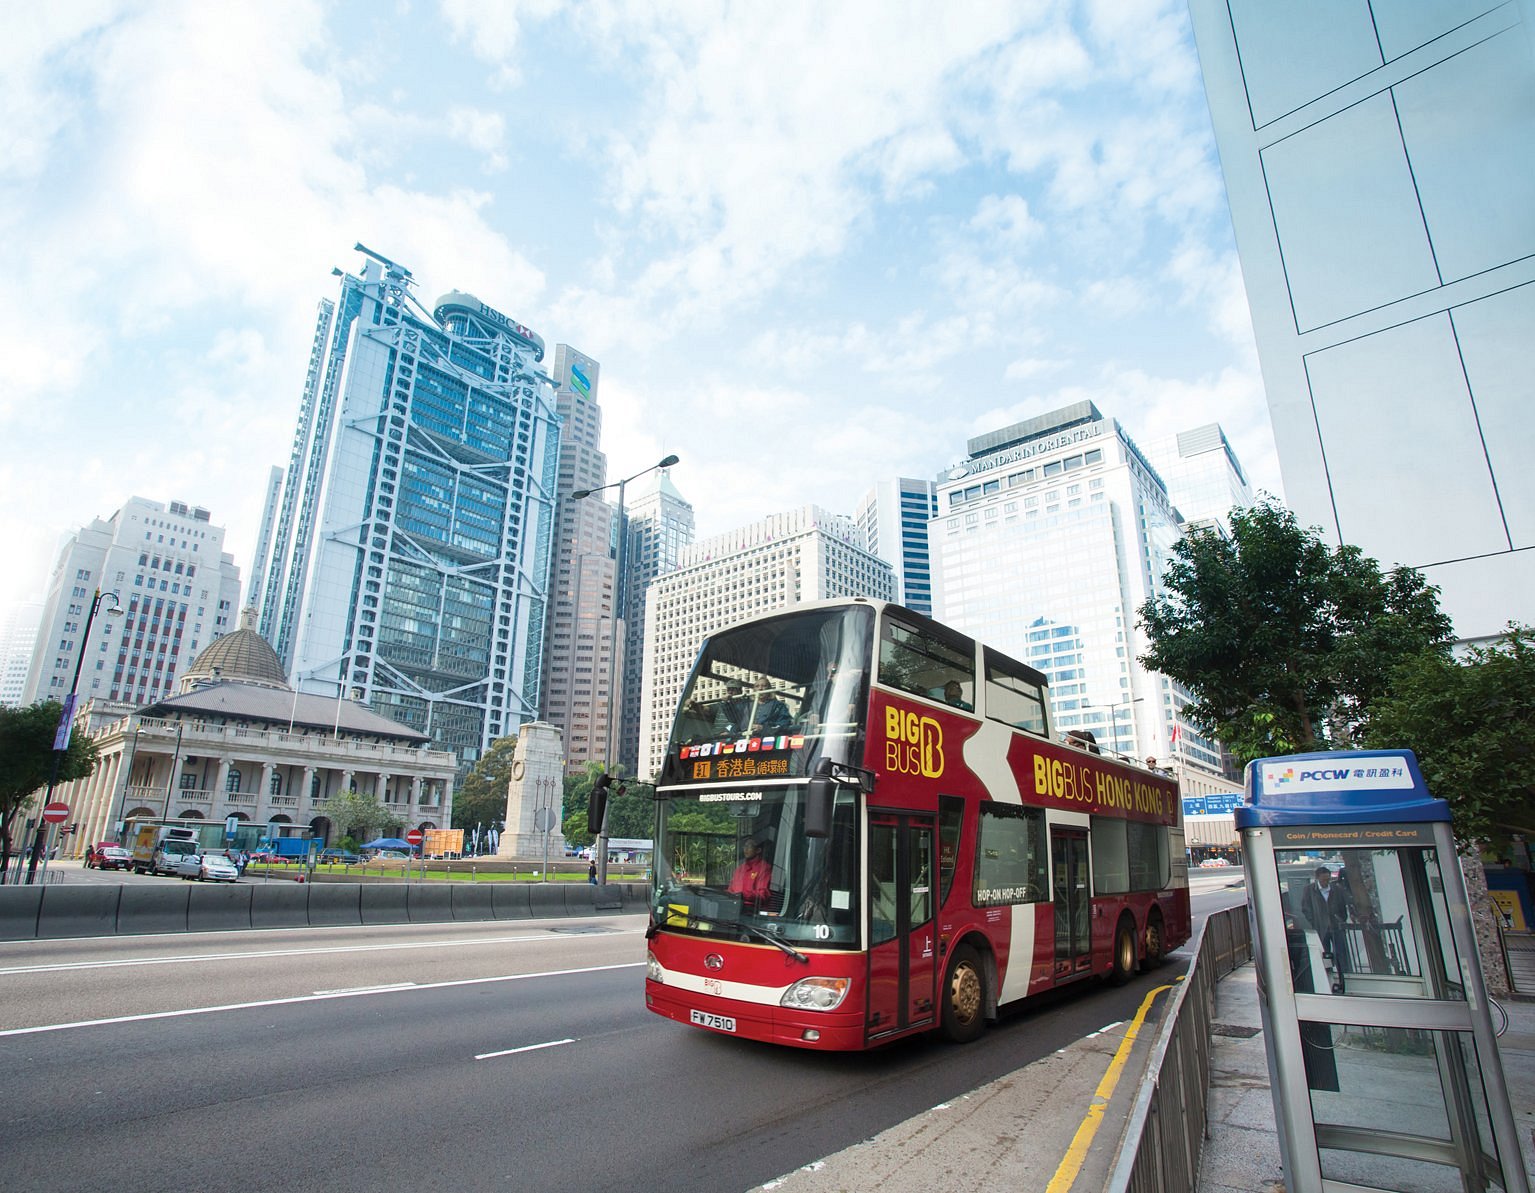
left=805, top=762, right=835, bottom=839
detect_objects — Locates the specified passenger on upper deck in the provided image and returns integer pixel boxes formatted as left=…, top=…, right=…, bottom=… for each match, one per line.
left=942, top=680, right=972, bottom=711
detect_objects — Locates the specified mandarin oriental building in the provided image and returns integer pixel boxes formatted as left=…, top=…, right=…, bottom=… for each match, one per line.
left=931, top=402, right=1222, bottom=776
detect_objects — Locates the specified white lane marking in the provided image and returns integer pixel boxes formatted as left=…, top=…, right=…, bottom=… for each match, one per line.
left=475, top=1037, right=574, bottom=1060
left=313, top=982, right=418, bottom=995
left=0, top=928, right=639, bottom=977
left=0, top=962, right=644, bottom=1038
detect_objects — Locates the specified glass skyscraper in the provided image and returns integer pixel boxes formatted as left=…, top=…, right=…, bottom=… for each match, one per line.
left=856, top=478, right=939, bottom=615
left=1189, top=0, right=1535, bottom=643
left=255, top=249, right=560, bottom=770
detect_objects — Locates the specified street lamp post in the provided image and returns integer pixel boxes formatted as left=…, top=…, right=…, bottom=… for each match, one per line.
left=572, top=452, right=678, bottom=884
left=22, top=589, right=122, bottom=883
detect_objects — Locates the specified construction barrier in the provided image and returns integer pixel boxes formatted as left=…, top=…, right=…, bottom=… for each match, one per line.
left=492, top=883, right=532, bottom=920
left=526, top=884, right=567, bottom=918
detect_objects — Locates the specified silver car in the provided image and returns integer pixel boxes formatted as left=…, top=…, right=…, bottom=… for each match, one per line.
left=172, top=853, right=240, bottom=882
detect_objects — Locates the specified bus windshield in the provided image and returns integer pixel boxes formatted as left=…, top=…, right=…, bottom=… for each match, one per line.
left=654, top=784, right=860, bottom=949
left=660, top=603, right=874, bottom=787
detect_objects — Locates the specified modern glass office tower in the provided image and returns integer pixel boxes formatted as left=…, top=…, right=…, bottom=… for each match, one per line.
left=255, top=250, right=560, bottom=770
left=24, top=497, right=242, bottom=708
left=540, top=344, right=617, bottom=774
left=1139, top=424, right=1254, bottom=535
left=931, top=403, right=1222, bottom=773
left=855, top=478, right=939, bottom=614
left=636, top=506, right=896, bottom=779
left=619, top=470, right=694, bottom=775
left=1188, top=0, right=1535, bottom=642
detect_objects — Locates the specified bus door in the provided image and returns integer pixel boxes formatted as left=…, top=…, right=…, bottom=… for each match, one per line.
left=866, top=813, right=937, bottom=1039
left=1051, top=827, right=1093, bottom=980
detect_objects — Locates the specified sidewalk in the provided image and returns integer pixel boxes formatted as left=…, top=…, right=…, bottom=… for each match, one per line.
left=1199, top=964, right=1535, bottom=1193
left=752, top=999, right=1166, bottom=1193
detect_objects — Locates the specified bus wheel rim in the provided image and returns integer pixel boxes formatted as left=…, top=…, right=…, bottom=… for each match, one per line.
left=951, top=962, right=982, bottom=1023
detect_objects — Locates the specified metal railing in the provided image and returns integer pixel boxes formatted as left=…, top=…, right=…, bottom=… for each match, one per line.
left=1106, top=905, right=1253, bottom=1193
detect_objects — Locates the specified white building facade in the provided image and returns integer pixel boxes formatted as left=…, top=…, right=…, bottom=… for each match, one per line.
left=636, top=506, right=897, bottom=780
left=23, top=497, right=242, bottom=708
left=1189, top=0, right=1535, bottom=643
left=931, top=403, right=1223, bottom=775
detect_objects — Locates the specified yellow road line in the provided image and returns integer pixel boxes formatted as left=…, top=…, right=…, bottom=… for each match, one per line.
left=1046, top=981, right=1176, bottom=1193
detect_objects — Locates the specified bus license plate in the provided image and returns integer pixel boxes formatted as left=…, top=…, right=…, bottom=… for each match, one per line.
left=690, top=1009, right=736, bottom=1033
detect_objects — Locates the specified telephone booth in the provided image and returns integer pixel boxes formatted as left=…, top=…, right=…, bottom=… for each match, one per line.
left=1240, top=750, right=1528, bottom=1193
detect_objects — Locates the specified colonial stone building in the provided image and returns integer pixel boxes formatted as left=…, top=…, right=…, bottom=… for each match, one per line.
left=56, top=613, right=456, bottom=854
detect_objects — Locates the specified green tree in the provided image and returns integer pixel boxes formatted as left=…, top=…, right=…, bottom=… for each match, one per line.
left=1139, top=499, right=1453, bottom=764
left=560, top=763, right=655, bottom=845
left=453, top=734, right=518, bottom=831
left=0, top=701, right=100, bottom=872
left=321, top=790, right=392, bottom=843
left=1363, top=624, right=1535, bottom=848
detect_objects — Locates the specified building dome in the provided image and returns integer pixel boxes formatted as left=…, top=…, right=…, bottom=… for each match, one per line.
left=179, top=608, right=290, bottom=692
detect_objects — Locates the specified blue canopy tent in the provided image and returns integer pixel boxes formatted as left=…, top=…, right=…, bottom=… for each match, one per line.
left=361, top=837, right=415, bottom=851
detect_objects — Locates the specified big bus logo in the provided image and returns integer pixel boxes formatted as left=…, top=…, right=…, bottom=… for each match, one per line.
left=884, top=707, right=944, bottom=778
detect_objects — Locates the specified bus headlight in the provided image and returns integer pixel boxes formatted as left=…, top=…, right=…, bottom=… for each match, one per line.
left=780, top=976, right=850, bottom=1012
left=646, top=951, right=664, bottom=983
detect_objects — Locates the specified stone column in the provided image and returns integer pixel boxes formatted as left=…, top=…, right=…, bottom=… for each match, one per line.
left=497, top=722, right=567, bottom=859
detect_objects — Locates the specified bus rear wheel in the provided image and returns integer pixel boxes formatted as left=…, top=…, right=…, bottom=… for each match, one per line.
left=940, top=944, right=987, bottom=1044
left=1110, top=917, right=1137, bottom=986
left=1140, top=912, right=1165, bottom=973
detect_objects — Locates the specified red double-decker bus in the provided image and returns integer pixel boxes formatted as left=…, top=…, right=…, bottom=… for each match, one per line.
left=644, top=598, right=1189, bottom=1050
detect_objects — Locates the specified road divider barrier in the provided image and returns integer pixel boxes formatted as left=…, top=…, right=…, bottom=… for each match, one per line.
left=407, top=884, right=454, bottom=923
left=35, top=885, right=121, bottom=939
left=117, top=884, right=190, bottom=934
left=248, top=882, right=310, bottom=930
left=188, top=883, right=253, bottom=933
left=0, top=881, right=648, bottom=940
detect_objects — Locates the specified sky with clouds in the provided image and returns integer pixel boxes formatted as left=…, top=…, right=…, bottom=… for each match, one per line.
left=0, top=0, right=1276, bottom=617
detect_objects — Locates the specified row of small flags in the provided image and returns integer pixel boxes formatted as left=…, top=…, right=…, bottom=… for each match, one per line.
left=680, top=735, right=805, bottom=759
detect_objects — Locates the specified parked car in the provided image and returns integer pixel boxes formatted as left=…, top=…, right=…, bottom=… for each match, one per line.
left=85, top=842, right=133, bottom=870
left=369, top=850, right=410, bottom=861
left=320, top=849, right=361, bottom=865
left=172, top=853, right=241, bottom=882
left=1199, top=857, right=1233, bottom=868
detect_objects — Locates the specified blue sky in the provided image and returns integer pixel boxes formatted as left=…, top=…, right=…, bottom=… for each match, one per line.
left=0, top=0, right=1276, bottom=615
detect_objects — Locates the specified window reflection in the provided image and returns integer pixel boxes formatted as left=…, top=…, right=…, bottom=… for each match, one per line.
left=1276, top=846, right=1464, bottom=1001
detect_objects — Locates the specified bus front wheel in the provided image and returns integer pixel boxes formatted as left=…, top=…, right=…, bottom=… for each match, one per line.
left=1110, top=917, right=1137, bottom=986
left=940, top=945, right=987, bottom=1044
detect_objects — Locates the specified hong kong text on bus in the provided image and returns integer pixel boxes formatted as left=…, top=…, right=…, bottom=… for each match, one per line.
left=645, top=598, right=1190, bottom=1050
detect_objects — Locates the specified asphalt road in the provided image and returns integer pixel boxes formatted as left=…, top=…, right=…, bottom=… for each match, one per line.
left=0, top=875, right=1247, bottom=1193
